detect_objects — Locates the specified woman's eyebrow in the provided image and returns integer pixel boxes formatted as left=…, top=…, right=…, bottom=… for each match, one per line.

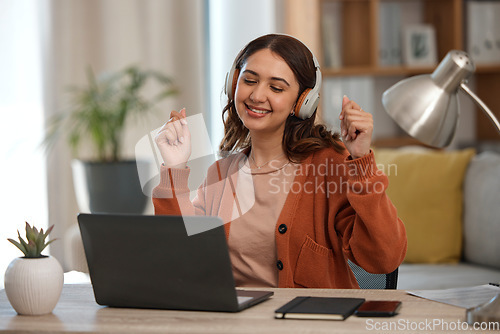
left=242, top=69, right=291, bottom=87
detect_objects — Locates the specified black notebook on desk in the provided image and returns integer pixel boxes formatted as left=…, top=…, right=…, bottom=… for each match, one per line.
left=275, top=297, right=365, bottom=320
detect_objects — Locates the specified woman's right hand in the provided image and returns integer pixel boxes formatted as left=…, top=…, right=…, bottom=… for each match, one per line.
left=155, top=108, right=191, bottom=168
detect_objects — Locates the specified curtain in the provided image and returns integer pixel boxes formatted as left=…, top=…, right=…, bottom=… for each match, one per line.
left=41, top=0, right=206, bottom=270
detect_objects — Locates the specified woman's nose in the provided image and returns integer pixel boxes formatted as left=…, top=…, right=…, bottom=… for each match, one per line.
left=249, top=84, right=267, bottom=103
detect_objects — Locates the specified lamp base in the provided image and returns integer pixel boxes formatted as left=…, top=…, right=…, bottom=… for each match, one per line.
left=466, top=293, right=500, bottom=325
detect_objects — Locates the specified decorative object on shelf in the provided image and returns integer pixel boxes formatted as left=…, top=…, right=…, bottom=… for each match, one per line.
left=382, top=50, right=500, bottom=148
left=378, top=2, right=402, bottom=67
left=4, top=223, right=63, bottom=315
left=402, top=24, right=437, bottom=67
left=466, top=0, right=500, bottom=65
left=44, top=66, right=178, bottom=214
left=321, top=0, right=342, bottom=68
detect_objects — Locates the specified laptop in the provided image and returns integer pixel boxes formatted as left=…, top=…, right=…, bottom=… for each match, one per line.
left=77, top=213, right=273, bottom=312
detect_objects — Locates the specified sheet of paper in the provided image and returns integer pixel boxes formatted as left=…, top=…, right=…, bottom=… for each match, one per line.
left=407, top=284, right=500, bottom=309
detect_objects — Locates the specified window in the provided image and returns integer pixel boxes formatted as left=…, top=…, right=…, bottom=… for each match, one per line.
left=0, top=0, right=47, bottom=288
left=206, top=0, right=278, bottom=152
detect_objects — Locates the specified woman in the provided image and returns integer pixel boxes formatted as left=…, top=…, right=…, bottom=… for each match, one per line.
left=153, top=34, right=406, bottom=289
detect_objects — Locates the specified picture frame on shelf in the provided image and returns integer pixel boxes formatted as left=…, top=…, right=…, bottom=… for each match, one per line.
left=402, top=24, right=437, bottom=67
left=466, top=0, right=500, bottom=65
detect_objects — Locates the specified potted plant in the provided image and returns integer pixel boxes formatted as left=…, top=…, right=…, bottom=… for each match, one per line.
left=4, top=223, right=63, bottom=315
left=45, top=66, right=177, bottom=213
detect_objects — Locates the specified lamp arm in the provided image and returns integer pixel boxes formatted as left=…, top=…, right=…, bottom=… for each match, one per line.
left=460, top=83, right=500, bottom=134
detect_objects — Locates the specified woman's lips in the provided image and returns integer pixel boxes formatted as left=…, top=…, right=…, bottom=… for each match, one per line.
left=245, top=103, right=271, bottom=118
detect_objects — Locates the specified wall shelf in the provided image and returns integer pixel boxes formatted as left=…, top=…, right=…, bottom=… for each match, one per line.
left=322, top=66, right=434, bottom=77
left=285, top=0, right=500, bottom=142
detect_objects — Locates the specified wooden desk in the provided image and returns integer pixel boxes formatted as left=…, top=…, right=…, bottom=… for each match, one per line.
left=0, top=284, right=471, bottom=333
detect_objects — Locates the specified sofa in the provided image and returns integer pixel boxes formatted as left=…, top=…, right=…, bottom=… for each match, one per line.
left=374, top=147, right=500, bottom=290
left=65, top=147, right=500, bottom=290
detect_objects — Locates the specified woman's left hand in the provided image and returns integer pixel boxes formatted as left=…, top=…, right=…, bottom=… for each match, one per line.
left=339, top=95, right=373, bottom=159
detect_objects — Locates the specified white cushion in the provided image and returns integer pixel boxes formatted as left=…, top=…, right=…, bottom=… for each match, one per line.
left=463, top=152, right=500, bottom=269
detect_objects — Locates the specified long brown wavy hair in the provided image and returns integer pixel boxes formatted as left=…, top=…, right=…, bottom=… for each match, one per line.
left=219, top=34, right=344, bottom=163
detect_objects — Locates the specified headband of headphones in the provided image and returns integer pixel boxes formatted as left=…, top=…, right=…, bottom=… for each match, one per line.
left=224, top=34, right=322, bottom=120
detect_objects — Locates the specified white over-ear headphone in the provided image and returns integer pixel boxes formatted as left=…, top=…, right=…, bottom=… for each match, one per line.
left=224, top=34, right=322, bottom=120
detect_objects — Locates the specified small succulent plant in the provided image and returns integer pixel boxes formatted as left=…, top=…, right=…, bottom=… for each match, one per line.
left=7, top=222, right=57, bottom=258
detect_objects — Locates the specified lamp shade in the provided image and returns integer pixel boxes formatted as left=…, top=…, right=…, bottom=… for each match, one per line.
left=382, top=50, right=476, bottom=148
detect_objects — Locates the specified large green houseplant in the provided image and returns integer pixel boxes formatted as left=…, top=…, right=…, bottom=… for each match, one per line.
left=45, top=66, right=177, bottom=213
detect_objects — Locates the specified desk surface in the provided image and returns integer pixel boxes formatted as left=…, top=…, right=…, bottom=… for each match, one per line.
left=0, top=284, right=471, bottom=333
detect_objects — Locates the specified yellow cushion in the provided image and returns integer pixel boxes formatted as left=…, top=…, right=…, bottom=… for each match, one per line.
left=374, top=148, right=476, bottom=263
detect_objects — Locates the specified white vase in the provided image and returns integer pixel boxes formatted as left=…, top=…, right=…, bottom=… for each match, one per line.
left=4, top=256, right=64, bottom=315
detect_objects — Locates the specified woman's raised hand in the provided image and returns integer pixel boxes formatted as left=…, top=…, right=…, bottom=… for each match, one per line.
left=155, top=108, right=191, bottom=168
left=339, top=96, right=373, bottom=160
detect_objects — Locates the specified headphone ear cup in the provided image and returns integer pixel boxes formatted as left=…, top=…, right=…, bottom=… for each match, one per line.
left=294, top=62, right=322, bottom=119
left=225, top=65, right=239, bottom=101
left=293, top=89, right=311, bottom=118
left=231, top=69, right=239, bottom=101
left=224, top=72, right=233, bottom=100
left=294, top=88, right=320, bottom=119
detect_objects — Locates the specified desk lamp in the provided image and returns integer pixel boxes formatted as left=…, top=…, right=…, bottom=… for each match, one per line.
left=382, top=50, right=500, bottom=148
left=382, top=50, right=500, bottom=324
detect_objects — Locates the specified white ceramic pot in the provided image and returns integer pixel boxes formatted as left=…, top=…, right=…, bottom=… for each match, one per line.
left=4, top=256, right=64, bottom=315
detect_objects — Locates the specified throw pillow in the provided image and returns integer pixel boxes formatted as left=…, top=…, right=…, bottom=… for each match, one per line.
left=463, top=152, right=500, bottom=269
left=374, top=147, right=475, bottom=263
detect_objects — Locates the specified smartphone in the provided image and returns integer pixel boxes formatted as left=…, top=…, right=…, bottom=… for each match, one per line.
left=354, top=300, right=402, bottom=317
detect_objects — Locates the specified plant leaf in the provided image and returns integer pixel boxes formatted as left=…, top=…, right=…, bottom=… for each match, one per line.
left=40, top=225, right=54, bottom=245
left=18, top=230, right=29, bottom=252
left=33, top=225, right=40, bottom=240
left=39, top=238, right=58, bottom=254
left=8, top=238, right=27, bottom=256
left=35, top=231, right=45, bottom=255
left=27, top=240, right=37, bottom=257
left=45, top=224, right=55, bottom=237
left=25, top=222, right=37, bottom=243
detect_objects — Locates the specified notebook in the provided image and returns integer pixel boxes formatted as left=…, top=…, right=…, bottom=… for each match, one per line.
left=275, top=297, right=365, bottom=320
left=77, top=213, right=273, bottom=312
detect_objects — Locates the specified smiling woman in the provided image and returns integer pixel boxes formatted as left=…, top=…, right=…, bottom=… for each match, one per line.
left=152, top=34, right=407, bottom=289
left=0, top=0, right=47, bottom=289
